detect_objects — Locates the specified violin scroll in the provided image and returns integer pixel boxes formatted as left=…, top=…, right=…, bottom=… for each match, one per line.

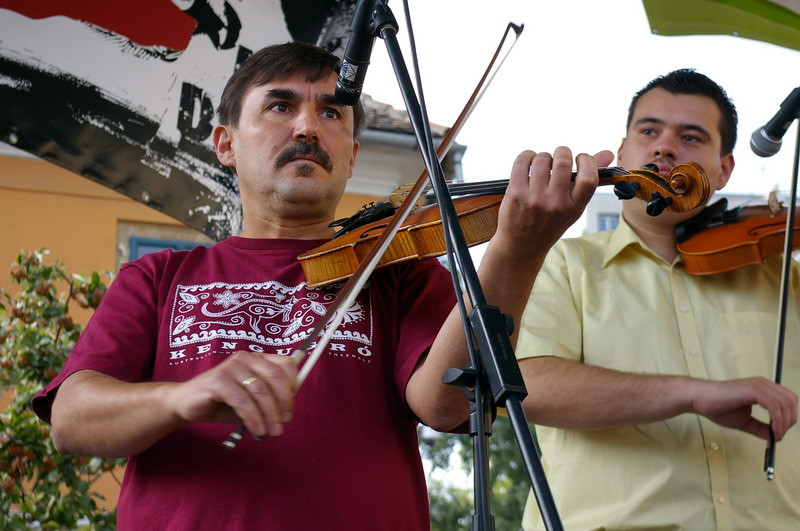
left=606, top=161, right=711, bottom=215
left=667, top=161, right=704, bottom=195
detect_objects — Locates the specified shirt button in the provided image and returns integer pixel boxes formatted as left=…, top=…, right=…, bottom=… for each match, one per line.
left=680, top=306, right=689, bottom=312
left=710, top=442, right=719, bottom=450
left=690, top=349, right=699, bottom=356
left=719, top=496, right=727, bottom=504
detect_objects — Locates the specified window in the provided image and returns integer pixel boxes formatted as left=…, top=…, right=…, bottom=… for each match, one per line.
left=597, top=213, right=619, bottom=232
left=129, top=237, right=208, bottom=260
left=116, top=221, right=214, bottom=269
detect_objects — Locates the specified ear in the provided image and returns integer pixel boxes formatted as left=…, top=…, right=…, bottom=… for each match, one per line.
left=616, top=137, right=627, bottom=166
left=716, top=152, right=735, bottom=190
left=346, top=140, right=360, bottom=180
left=213, top=124, right=236, bottom=167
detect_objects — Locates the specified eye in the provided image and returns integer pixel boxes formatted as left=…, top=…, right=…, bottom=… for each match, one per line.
left=269, top=102, right=290, bottom=113
left=640, top=127, right=657, bottom=136
left=322, top=108, right=342, bottom=120
left=682, top=134, right=701, bottom=143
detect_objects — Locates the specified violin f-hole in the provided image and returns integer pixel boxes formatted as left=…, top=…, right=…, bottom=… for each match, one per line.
left=360, top=223, right=390, bottom=239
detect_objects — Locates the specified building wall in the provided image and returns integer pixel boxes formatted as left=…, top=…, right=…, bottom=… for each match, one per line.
left=0, top=153, right=383, bottom=293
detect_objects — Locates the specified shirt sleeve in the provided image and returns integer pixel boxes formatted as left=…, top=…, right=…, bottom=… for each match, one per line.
left=516, top=240, right=584, bottom=363
left=391, top=258, right=456, bottom=396
left=31, top=256, right=162, bottom=423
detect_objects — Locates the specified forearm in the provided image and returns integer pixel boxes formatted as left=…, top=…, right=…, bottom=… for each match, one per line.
left=521, top=356, right=696, bottom=430
left=477, top=235, right=546, bottom=345
left=406, top=241, right=545, bottom=430
left=51, top=370, right=184, bottom=458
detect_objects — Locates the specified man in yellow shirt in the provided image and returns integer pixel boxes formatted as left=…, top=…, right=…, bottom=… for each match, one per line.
left=517, top=69, right=799, bottom=530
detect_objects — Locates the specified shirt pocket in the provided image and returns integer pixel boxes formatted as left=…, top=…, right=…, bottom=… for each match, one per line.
left=723, top=311, right=777, bottom=379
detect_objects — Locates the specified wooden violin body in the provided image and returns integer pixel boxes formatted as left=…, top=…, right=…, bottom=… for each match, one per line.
left=300, top=162, right=711, bottom=288
left=301, top=194, right=503, bottom=287
left=678, top=197, right=800, bottom=275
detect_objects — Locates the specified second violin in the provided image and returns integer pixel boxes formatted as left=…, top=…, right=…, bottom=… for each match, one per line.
left=677, top=193, right=800, bottom=275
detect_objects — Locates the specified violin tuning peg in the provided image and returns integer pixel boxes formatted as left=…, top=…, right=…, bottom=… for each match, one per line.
left=614, top=181, right=641, bottom=201
left=646, top=191, right=673, bottom=216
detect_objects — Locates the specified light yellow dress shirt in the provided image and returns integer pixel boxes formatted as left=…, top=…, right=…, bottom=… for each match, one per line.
left=517, top=215, right=800, bottom=531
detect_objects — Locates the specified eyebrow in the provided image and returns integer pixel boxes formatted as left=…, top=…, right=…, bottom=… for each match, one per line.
left=263, top=88, right=346, bottom=109
left=634, top=116, right=712, bottom=139
left=264, top=88, right=297, bottom=102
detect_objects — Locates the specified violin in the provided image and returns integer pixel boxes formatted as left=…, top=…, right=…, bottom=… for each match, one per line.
left=676, top=192, right=800, bottom=275
left=299, top=162, right=711, bottom=287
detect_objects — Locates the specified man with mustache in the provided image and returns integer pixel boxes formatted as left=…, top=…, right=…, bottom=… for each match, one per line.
left=31, top=42, right=612, bottom=529
left=516, top=69, right=800, bottom=530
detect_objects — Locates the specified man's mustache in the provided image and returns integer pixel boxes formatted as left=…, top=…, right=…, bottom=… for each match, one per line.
left=275, top=142, right=333, bottom=172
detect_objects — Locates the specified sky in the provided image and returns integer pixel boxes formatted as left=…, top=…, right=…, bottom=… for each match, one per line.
left=361, top=0, right=800, bottom=199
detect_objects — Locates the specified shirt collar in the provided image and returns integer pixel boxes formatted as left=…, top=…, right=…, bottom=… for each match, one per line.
left=602, top=213, right=673, bottom=268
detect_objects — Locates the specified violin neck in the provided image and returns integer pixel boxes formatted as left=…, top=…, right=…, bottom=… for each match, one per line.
left=438, top=167, right=630, bottom=197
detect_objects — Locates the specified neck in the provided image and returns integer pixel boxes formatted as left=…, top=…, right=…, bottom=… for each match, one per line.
left=239, top=214, right=335, bottom=240
left=621, top=203, right=682, bottom=262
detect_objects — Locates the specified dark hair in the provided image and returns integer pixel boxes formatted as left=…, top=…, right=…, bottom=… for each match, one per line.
left=626, top=69, right=738, bottom=155
left=217, top=41, right=366, bottom=139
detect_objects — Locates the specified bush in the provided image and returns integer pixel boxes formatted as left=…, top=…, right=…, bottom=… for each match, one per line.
left=422, top=415, right=530, bottom=531
left=0, top=249, right=125, bottom=528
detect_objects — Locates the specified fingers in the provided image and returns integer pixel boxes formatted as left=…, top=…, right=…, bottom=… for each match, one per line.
left=508, top=147, right=565, bottom=198
left=173, top=351, right=297, bottom=439
left=740, top=415, right=772, bottom=441
left=497, top=147, right=605, bottom=256
left=509, top=149, right=536, bottom=190
left=593, top=149, right=615, bottom=168
left=694, top=377, right=798, bottom=442
left=572, top=152, right=600, bottom=208
left=735, top=377, right=796, bottom=441
left=758, top=380, right=798, bottom=441
left=234, top=354, right=297, bottom=437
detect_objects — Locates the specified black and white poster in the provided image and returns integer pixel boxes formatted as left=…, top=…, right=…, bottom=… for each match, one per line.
left=0, top=0, right=356, bottom=240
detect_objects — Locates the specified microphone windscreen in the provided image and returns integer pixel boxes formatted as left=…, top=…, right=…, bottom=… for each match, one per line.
left=750, top=128, right=781, bottom=158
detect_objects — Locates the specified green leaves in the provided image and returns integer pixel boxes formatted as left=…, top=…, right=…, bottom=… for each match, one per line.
left=421, top=416, right=530, bottom=531
left=0, top=249, right=125, bottom=528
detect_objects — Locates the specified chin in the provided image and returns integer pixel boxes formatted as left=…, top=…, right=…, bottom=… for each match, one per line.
left=292, top=162, right=317, bottom=177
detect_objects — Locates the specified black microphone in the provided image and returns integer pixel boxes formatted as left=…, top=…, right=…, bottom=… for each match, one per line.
left=335, top=0, right=379, bottom=106
left=750, top=86, right=800, bottom=157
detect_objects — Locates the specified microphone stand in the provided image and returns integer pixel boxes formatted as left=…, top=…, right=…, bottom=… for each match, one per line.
left=764, top=119, right=799, bottom=480
left=356, top=1, right=562, bottom=529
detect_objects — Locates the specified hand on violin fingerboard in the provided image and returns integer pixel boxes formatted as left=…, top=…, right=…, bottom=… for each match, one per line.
left=492, top=147, right=614, bottom=260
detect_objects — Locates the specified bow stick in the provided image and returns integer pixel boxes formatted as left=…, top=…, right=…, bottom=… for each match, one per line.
left=224, top=21, right=524, bottom=448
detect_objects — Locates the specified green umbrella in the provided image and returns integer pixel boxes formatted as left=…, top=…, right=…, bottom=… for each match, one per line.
left=643, top=0, right=800, bottom=51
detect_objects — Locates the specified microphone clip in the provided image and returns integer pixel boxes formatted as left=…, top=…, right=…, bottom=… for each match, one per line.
left=336, top=0, right=397, bottom=106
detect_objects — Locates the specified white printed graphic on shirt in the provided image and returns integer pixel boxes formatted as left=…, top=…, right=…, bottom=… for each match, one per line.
left=168, top=281, right=371, bottom=355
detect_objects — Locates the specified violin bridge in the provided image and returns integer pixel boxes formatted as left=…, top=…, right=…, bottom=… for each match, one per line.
left=767, top=190, right=781, bottom=217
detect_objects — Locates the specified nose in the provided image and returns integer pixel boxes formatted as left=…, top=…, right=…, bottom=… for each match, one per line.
left=652, top=132, right=678, bottom=160
left=293, top=108, right=320, bottom=143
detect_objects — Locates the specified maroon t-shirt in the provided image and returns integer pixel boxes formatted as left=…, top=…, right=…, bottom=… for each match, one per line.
left=33, top=236, right=457, bottom=530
